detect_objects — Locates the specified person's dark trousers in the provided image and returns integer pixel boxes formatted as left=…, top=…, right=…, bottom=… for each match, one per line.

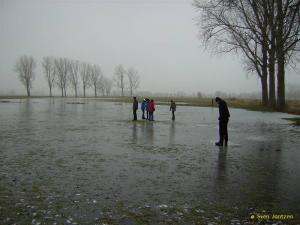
left=171, top=110, right=175, bottom=120
left=146, top=111, right=149, bottom=120
left=142, top=110, right=145, bottom=119
left=133, top=110, right=137, bottom=121
left=219, top=119, right=228, bottom=145
left=149, top=112, right=153, bottom=121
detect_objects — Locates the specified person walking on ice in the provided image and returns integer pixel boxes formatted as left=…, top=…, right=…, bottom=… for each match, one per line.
left=170, top=100, right=176, bottom=120
left=215, top=97, right=230, bottom=147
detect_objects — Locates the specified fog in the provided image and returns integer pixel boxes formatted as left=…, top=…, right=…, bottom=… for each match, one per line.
left=0, top=0, right=299, bottom=96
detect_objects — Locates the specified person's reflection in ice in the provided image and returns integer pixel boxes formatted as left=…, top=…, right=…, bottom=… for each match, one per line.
left=132, top=123, right=138, bottom=144
left=145, top=122, right=154, bottom=145
left=211, top=148, right=228, bottom=202
left=217, top=148, right=227, bottom=181
left=169, top=121, right=176, bottom=146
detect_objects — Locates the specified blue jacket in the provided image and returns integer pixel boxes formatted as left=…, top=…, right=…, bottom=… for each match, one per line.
left=141, top=100, right=147, bottom=111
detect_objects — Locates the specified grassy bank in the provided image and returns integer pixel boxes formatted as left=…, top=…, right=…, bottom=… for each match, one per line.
left=282, top=117, right=300, bottom=125
left=1, top=95, right=300, bottom=115
left=88, top=96, right=300, bottom=115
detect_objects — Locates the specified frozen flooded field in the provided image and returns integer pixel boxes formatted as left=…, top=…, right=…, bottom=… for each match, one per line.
left=0, top=98, right=300, bottom=225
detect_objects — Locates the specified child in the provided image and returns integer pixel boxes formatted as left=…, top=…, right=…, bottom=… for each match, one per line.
left=148, top=99, right=155, bottom=121
left=141, top=99, right=147, bottom=119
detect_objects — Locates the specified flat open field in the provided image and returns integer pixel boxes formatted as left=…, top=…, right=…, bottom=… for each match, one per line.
left=1, top=95, right=299, bottom=115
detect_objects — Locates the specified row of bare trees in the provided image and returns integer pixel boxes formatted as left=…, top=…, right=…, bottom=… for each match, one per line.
left=15, top=56, right=140, bottom=97
left=194, top=0, right=300, bottom=109
left=41, top=57, right=113, bottom=97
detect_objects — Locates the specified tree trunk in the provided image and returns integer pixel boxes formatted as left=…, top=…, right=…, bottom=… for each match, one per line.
left=94, top=86, right=97, bottom=97
left=121, top=87, right=124, bottom=96
left=61, top=88, right=64, bottom=97
left=261, top=36, right=269, bottom=106
left=27, top=84, right=31, bottom=97
left=268, top=47, right=276, bottom=107
left=75, top=85, right=78, bottom=98
left=83, top=86, right=86, bottom=97
left=277, top=54, right=285, bottom=109
left=276, top=0, right=285, bottom=109
left=268, top=8, right=276, bottom=108
left=261, top=75, right=268, bottom=105
left=50, top=86, right=52, bottom=97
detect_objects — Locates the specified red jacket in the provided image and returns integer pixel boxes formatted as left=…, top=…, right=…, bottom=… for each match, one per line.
left=148, top=101, right=155, bottom=112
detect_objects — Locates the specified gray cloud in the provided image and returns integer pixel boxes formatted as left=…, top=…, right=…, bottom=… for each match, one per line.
left=0, top=0, right=299, bottom=96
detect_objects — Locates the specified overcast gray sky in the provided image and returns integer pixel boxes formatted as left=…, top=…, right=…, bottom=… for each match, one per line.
left=0, top=0, right=299, bottom=96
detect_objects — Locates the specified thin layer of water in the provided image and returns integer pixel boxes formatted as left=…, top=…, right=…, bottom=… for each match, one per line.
left=0, top=98, right=299, bottom=224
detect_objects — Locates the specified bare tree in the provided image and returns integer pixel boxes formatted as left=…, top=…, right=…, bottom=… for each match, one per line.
left=97, top=75, right=105, bottom=96
left=42, top=56, right=56, bottom=97
left=80, top=62, right=91, bottom=97
left=127, top=67, right=140, bottom=96
left=103, top=77, right=113, bottom=96
left=194, top=0, right=270, bottom=105
left=114, top=65, right=126, bottom=96
left=97, top=76, right=113, bottom=96
left=14, top=55, right=36, bottom=96
left=69, top=60, right=80, bottom=97
left=55, top=58, right=64, bottom=97
left=55, top=57, right=69, bottom=97
left=194, top=0, right=300, bottom=109
left=241, top=0, right=300, bottom=108
left=90, top=64, right=103, bottom=97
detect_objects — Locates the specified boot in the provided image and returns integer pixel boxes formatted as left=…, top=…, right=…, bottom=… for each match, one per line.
left=215, top=142, right=223, bottom=146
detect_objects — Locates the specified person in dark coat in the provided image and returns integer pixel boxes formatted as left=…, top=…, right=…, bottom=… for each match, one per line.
left=133, top=97, right=138, bottom=121
left=170, top=100, right=176, bottom=120
left=145, top=98, right=150, bottom=120
left=215, top=97, right=230, bottom=146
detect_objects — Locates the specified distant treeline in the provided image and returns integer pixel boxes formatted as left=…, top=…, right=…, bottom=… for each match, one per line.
left=14, top=56, right=140, bottom=98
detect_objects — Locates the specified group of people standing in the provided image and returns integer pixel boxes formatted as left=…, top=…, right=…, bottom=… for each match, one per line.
left=132, top=96, right=230, bottom=147
left=132, top=97, right=176, bottom=121
left=132, top=97, right=163, bottom=121
left=141, top=98, right=156, bottom=121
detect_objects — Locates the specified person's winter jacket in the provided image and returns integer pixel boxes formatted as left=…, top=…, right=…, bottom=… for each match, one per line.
left=218, top=99, right=230, bottom=120
left=133, top=99, right=138, bottom=111
left=170, top=102, right=176, bottom=111
left=141, top=100, right=147, bottom=111
left=148, top=100, right=155, bottom=113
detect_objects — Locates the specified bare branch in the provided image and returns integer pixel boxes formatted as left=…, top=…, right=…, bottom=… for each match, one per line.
left=114, top=65, right=126, bottom=96
left=127, top=67, right=140, bottom=96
